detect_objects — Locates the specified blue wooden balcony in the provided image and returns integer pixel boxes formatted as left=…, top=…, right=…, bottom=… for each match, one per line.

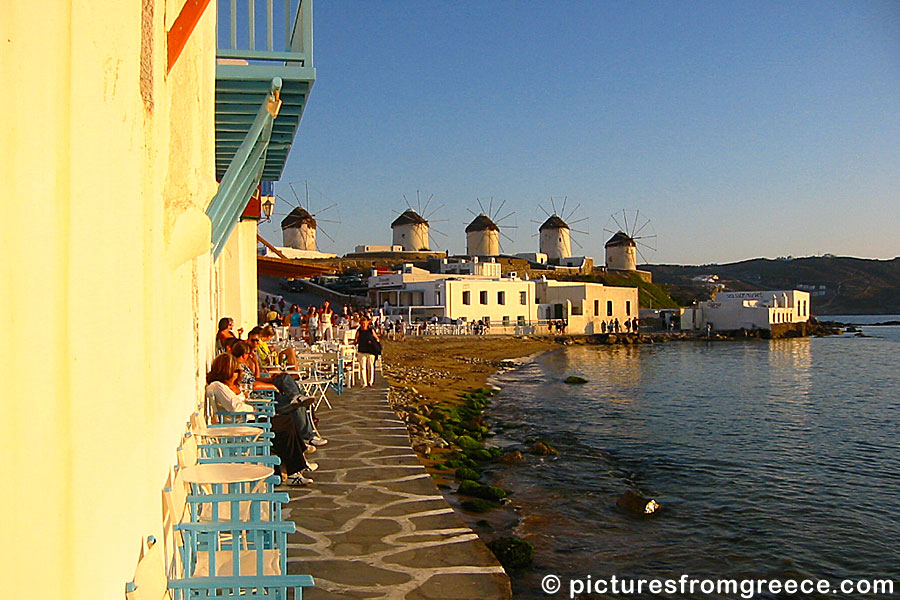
left=216, top=0, right=315, bottom=181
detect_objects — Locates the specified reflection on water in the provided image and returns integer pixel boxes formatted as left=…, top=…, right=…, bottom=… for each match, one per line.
left=487, top=329, right=900, bottom=599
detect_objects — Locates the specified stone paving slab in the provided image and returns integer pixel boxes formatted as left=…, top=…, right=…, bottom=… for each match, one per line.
left=282, top=371, right=511, bottom=600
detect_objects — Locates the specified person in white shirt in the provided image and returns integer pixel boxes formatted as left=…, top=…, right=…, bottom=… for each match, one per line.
left=205, top=353, right=316, bottom=485
left=205, top=353, right=256, bottom=415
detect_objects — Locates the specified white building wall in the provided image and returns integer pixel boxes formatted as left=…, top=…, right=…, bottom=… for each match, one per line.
left=2, top=1, right=218, bottom=596
left=446, top=279, right=538, bottom=324
left=535, top=281, right=638, bottom=334
left=697, top=290, right=811, bottom=331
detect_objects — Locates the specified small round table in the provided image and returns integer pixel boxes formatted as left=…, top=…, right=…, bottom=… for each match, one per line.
left=181, top=463, right=273, bottom=486
left=195, top=426, right=265, bottom=439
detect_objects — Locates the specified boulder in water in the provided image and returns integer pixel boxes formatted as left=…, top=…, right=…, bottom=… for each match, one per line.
left=528, top=442, right=559, bottom=456
left=616, top=490, right=661, bottom=516
left=564, top=375, right=588, bottom=385
left=487, top=537, right=534, bottom=570
left=498, top=450, right=525, bottom=464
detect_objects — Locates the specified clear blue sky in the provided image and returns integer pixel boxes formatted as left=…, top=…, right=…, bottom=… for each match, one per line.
left=258, top=1, right=900, bottom=265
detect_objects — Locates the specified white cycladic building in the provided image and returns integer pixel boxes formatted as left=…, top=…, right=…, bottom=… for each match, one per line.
left=681, top=290, right=811, bottom=331
left=368, top=264, right=638, bottom=334
left=369, top=264, right=537, bottom=325
left=391, top=209, right=430, bottom=251
left=535, top=279, right=638, bottom=334
left=515, top=252, right=549, bottom=265
left=438, top=257, right=502, bottom=277
left=354, top=244, right=404, bottom=253
left=466, top=214, right=500, bottom=257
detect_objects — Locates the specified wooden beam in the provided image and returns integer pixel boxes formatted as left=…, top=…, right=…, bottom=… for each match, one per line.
left=167, top=0, right=213, bottom=74
left=257, top=234, right=287, bottom=259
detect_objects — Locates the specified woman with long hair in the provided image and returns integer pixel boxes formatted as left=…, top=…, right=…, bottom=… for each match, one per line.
left=215, top=317, right=238, bottom=353
left=205, top=353, right=316, bottom=485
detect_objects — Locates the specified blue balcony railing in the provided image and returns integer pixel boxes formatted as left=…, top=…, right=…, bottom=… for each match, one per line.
left=216, top=0, right=312, bottom=66
left=214, top=0, right=315, bottom=181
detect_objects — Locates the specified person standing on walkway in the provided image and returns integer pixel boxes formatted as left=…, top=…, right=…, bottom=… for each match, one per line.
left=354, top=316, right=381, bottom=388
left=307, top=306, right=319, bottom=344
left=320, top=300, right=334, bottom=341
left=288, top=304, right=303, bottom=341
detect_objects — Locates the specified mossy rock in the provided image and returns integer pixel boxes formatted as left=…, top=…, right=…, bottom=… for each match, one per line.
left=455, top=467, right=481, bottom=481
left=564, top=375, right=588, bottom=385
left=460, top=498, right=500, bottom=513
left=428, top=409, right=448, bottom=422
left=467, top=448, right=494, bottom=462
left=487, top=537, right=534, bottom=570
left=458, top=480, right=508, bottom=501
left=457, top=435, right=482, bottom=451
left=426, top=420, right=444, bottom=433
left=489, top=447, right=504, bottom=458
left=475, top=519, right=493, bottom=530
left=437, top=483, right=451, bottom=490
left=445, top=459, right=466, bottom=470
left=457, top=480, right=482, bottom=496
left=432, top=463, right=449, bottom=470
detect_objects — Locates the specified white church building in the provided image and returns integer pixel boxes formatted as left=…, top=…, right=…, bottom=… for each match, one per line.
left=680, top=290, right=812, bottom=331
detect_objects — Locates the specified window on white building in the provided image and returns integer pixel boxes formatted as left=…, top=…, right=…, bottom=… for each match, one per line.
left=594, top=299, right=599, bottom=315
left=502, top=316, right=510, bottom=325
left=480, top=291, right=488, bottom=305
left=607, top=300, right=613, bottom=316
left=626, top=300, right=631, bottom=316
left=520, top=291, right=527, bottom=305
left=463, top=291, right=470, bottom=305
left=435, top=291, right=441, bottom=305
left=498, top=291, right=506, bottom=305
left=517, top=315, right=525, bottom=325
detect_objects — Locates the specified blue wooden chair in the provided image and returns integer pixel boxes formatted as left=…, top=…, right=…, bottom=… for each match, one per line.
left=168, top=467, right=286, bottom=526
left=178, top=432, right=281, bottom=472
left=126, top=535, right=314, bottom=600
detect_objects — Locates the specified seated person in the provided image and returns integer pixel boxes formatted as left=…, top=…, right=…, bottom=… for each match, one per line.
left=205, top=353, right=316, bottom=485
left=205, top=353, right=257, bottom=416
left=272, top=372, right=328, bottom=447
left=215, top=317, right=238, bottom=353
left=231, top=340, right=277, bottom=390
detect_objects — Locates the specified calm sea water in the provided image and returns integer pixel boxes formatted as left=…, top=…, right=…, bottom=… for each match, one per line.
left=822, top=314, right=900, bottom=325
left=487, top=327, right=900, bottom=599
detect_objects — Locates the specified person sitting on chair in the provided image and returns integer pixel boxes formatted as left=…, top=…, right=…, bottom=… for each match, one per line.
left=205, top=353, right=316, bottom=485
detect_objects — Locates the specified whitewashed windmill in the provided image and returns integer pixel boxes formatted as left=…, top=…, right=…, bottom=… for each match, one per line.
left=391, top=191, right=447, bottom=251
left=273, top=181, right=340, bottom=251
left=531, top=197, right=589, bottom=262
left=465, top=197, right=516, bottom=257
left=603, top=209, right=656, bottom=270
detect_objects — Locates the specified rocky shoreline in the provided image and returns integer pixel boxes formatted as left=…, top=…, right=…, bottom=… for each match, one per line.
left=380, top=325, right=851, bottom=570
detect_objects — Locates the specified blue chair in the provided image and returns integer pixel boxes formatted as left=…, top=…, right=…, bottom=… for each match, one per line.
left=178, top=432, right=281, bottom=471
left=126, top=535, right=314, bottom=600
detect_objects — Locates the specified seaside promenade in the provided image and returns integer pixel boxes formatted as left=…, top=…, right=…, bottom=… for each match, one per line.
left=281, top=371, right=511, bottom=599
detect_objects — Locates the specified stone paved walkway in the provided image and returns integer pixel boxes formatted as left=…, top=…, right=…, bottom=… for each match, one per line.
left=282, top=371, right=511, bottom=600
